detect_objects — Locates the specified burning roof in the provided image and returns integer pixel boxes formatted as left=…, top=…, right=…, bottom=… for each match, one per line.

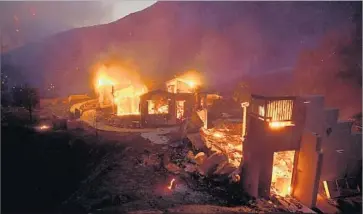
left=166, top=70, right=204, bottom=93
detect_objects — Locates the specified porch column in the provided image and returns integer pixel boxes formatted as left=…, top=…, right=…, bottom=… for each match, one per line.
left=241, top=102, right=249, bottom=140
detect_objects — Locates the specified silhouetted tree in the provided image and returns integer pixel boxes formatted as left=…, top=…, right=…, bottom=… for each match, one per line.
left=12, top=85, right=39, bottom=122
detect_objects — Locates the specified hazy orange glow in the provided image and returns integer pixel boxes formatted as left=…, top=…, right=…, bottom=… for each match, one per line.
left=271, top=150, right=295, bottom=196
left=179, top=70, right=202, bottom=88
left=93, top=63, right=147, bottom=116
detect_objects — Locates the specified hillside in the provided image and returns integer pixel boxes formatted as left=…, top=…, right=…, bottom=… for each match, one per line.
left=3, top=1, right=356, bottom=96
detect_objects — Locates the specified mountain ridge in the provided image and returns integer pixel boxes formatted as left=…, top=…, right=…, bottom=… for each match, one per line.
left=3, top=1, right=356, bottom=96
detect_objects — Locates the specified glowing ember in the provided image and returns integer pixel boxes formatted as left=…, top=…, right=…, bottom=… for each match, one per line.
left=269, top=121, right=295, bottom=129
left=39, top=125, right=49, bottom=130
left=167, top=178, right=176, bottom=190
left=35, top=124, right=51, bottom=132
left=93, top=64, right=147, bottom=116
left=202, top=128, right=243, bottom=168
left=212, top=132, right=224, bottom=138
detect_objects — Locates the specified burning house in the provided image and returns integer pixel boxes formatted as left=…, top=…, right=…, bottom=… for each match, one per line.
left=139, top=90, right=196, bottom=127
left=140, top=72, right=203, bottom=127
left=242, top=94, right=362, bottom=208
left=165, top=70, right=202, bottom=94
left=93, top=64, right=147, bottom=116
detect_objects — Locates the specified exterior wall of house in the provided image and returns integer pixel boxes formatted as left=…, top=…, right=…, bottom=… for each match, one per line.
left=244, top=94, right=362, bottom=208
left=320, top=121, right=362, bottom=181
left=302, top=95, right=326, bottom=135
left=302, top=95, right=362, bottom=190
left=244, top=117, right=302, bottom=198
left=293, top=131, right=323, bottom=208
left=243, top=96, right=305, bottom=198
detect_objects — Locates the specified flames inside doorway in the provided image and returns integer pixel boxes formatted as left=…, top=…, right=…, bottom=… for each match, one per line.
left=271, top=150, right=296, bottom=196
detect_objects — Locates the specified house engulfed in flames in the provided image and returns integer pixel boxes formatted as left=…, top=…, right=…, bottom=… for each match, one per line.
left=242, top=94, right=361, bottom=209
left=139, top=71, right=207, bottom=127
left=94, top=64, right=147, bottom=116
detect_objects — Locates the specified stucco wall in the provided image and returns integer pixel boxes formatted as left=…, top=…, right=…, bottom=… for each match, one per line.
left=320, top=121, right=362, bottom=181
left=243, top=94, right=361, bottom=206
left=302, top=95, right=326, bottom=135
left=293, top=131, right=323, bottom=208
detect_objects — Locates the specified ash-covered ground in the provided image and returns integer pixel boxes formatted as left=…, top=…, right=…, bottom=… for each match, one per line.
left=1, top=104, right=283, bottom=214
left=2, top=101, right=360, bottom=214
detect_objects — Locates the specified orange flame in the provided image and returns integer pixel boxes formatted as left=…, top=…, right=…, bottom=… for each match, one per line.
left=269, top=121, right=295, bottom=129
left=271, top=151, right=295, bottom=196
left=166, top=70, right=203, bottom=93
left=178, top=70, right=202, bottom=88
left=212, top=132, right=224, bottom=138
left=167, top=178, right=176, bottom=190
left=93, top=63, right=147, bottom=116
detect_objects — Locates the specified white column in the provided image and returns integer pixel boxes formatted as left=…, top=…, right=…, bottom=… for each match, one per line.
left=241, top=102, right=249, bottom=140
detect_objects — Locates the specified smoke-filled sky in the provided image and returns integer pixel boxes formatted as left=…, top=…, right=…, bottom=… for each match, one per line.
left=0, top=1, right=156, bottom=49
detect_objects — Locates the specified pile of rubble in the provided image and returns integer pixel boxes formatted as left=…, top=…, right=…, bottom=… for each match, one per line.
left=169, top=127, right=243, bottom=182
left=163, top=127, right=243, bottom=187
